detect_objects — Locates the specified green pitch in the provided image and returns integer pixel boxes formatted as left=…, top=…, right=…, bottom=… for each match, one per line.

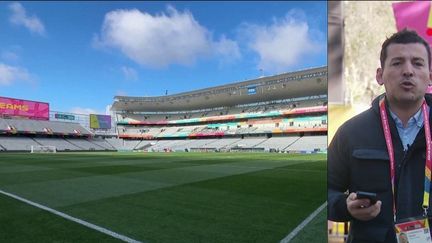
left=0, top=152, right=327, bottom=243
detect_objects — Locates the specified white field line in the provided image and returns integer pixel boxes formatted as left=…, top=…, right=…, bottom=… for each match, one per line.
left=280, top=201, right=327, bottom=243
left=0, top=189, right=142, bottom=243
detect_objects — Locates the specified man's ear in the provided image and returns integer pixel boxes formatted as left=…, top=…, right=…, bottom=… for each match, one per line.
left=376, top=68, right=384, bottom=85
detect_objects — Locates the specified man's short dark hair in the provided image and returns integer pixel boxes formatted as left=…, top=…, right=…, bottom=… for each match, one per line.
left=380, top=28, right=431, bottom=69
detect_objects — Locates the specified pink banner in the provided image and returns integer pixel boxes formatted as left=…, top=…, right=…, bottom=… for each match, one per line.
left=189, top=132, right=225, bottom=137
left=282, top=106, right=327, bottom=115
left=392, top=1, right=432, bottom=45
left=0, top=96, right=49, bottom=120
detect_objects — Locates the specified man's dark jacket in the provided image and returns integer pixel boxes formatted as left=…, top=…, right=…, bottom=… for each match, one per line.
left=328, top=93, right=432, bottom=243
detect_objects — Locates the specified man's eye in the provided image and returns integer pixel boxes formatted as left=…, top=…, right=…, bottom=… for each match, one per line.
left=392, top=62, right=400, bottom=66
left=415, top=62, right=424, bottom=66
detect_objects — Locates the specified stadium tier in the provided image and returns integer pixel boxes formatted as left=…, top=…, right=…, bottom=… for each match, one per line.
left=111, top=66, right=328, bottom=153
left=0, top=117, right=115, bottom=152
left=0, top=66, right=326, bottom=153
left=112, top=67, right=326, bottom=112
left=0, top=117, right=92, bottom=136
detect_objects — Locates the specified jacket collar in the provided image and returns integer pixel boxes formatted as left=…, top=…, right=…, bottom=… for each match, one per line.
left=372, top=93, right=432, bottom=115
left=371, top=93, right=432, bottom=151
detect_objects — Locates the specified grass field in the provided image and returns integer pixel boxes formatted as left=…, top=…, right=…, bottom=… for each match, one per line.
left=0, top=152, right=327, bottom=243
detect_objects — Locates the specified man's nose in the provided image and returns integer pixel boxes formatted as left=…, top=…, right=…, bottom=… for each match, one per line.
left=402, top=63, right=414, bottom=78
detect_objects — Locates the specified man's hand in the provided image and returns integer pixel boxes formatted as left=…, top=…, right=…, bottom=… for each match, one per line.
left=346, top=192, right=382, bottom=221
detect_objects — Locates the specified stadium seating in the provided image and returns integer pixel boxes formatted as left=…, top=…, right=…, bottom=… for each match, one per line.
left=258, top=136, right=300, bottom=151
left=0, top=137, right=40, bottom=151
left=136, top=135, right=325, bottom=153
left=116, top=106, right=327, bottom=155
left=89, top=138, right=116, bottom=150
left=0, top=67, right=327, bottom=154
left=0, top=136, right=117, bottom=152
left=33, top=138, right=81, bottom=151
left=105, top=138, right=128, bottom=150
left=285, top=135, right=327, bottom=152
left=0, top=118, right=91, bottom=135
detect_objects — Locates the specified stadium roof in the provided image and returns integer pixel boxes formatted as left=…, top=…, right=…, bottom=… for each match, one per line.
left=112, top=66, right=327, bottom=112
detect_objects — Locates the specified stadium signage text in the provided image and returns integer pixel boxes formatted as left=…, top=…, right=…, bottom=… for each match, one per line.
left=0, top=103, right=29, bottom=112
left=55, top=113, right=75, bottom=120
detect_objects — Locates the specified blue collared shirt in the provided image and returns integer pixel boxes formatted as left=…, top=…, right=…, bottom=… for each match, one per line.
left=389, top=106, right=429, bottom=151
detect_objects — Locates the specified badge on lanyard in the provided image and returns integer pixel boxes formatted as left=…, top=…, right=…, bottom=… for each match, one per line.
left=379, top=96, right=432, bottom=243
left=395, top=217, right=431, bottom=243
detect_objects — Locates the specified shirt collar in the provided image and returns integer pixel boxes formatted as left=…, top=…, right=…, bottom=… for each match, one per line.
left=389, top=106, right=425, bottom=129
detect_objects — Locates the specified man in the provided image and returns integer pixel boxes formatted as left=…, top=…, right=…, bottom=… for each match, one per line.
left=398, top=233, right=409, bottom=243
left=328, top=29, right=432, bottom=243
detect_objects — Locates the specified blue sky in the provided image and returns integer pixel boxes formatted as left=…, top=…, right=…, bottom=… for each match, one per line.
left=0, top=1, right=327, bottom=115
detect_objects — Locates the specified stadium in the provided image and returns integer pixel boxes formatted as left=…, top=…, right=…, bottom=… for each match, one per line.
left=0, top=66, right=328, bottom=242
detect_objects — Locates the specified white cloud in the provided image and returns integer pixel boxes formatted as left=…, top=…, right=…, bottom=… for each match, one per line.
left=214, top=35, right=241, bottom=64
left=0, top=63, right=31, bottom=86
left=9, top=2, right=46, bottom=36
left=1, top=46, right=23, bottom=63
left=1, top=51, right=20, bottom=63
left=241, top=10, right=324, bottom=72
left=121, top=66, right=138, bottom=81
left=70, top=107, right=101, bottom=115
left=94, top=5, right=240, bottom=68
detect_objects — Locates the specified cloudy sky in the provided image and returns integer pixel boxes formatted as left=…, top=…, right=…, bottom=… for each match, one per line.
left=0, top=1, right=327, bottom=114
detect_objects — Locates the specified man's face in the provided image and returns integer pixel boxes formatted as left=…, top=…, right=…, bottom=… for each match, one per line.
left=399, top=233, right=408, bottom=243
left=376, top=43, right=432, bottom=107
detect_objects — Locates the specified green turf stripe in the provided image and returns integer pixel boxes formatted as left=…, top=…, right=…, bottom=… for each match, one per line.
left=1, top=155, right=324, bottom=207
left=0, top=152, right=327, bottom=242
left=58, top=160, right=326, bottom=242
left=0, top=193, right=122, bottom=243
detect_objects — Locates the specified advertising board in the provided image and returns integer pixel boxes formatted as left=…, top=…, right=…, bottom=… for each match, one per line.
left=0, top=96, right=49, bottom=120
left=90, top=114, right=111, bottom=129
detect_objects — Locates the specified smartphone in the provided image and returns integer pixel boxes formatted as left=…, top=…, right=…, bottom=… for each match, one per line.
left=356, top=191, right=378, bottom=205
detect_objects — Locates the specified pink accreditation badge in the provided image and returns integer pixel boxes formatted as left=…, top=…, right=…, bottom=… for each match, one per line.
left=395, top=217, right=431, bottom=243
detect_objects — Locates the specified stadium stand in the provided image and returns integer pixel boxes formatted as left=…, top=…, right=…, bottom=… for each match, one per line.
left=0, top=66, right=326, bottom=153
left=0, top=118, right=92, bottom=135
left=258, top=136, right=300, bottom=151
left=0, top=137, right=41, bottom=151
left=111, top=66, right=327, bottom=153
left=0, top=116, right=116, bottom=151
left=89, top=137, right=116, bottom=150
left=285, top=135, right=327, bottom=152
left=33, top=138, right=80, bottom=151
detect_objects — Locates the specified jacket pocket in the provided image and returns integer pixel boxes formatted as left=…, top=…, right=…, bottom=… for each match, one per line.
left=352, top=149, right=389, bottom=161
left=350, top=148, right=390, bottom=193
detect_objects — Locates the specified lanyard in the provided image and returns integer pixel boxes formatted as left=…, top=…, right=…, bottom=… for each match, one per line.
left=379, top=96, right=431, bottom=221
